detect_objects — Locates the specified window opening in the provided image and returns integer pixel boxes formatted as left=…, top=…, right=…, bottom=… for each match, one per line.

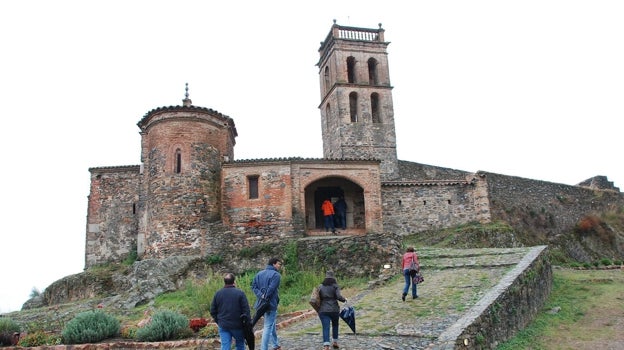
left=325, top=103, right=331, bottom=129
left=324, top=66, right=330, bottom=93
left=349, top=92, right=358, bottom=122
left=347, top=57, right=356, bottom=83
left=248, top=175, right=259, bottom=199
left=368, top=58, right=379, bottom=85
left=175, top=149, right=182, bottom=174
left=371, top=93, right=380, bottom=123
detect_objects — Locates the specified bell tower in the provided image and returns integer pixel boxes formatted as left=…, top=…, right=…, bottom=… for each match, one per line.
left=317, top=21, right=398, bottom=180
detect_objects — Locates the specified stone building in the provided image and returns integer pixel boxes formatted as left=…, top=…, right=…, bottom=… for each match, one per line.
left=85, top=22, right=622, bottom=268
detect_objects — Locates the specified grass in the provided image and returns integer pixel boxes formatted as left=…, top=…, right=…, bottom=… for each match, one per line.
left=142, top=268, right=369, bottom=322
left=497, top=268, right=624, bottom=349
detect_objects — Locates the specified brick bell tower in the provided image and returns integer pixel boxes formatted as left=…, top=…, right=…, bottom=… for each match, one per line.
left=317, top=21, right=399, bottom=180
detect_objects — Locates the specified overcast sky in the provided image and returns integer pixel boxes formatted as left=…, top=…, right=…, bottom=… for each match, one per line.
left=1, top=1, right=622, bottom=313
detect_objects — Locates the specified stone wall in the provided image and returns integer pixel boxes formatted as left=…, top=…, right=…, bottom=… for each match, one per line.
left=485, top=171, right=624, bottom=239
left=86, top=166, right=140, bottom=268
left=435, top=245, right=551, bottom=349
left=381, top=182, right=483, bottom=235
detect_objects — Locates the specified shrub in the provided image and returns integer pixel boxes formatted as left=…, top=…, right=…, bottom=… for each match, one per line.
left=135, top=310, right=189, bottom=342
left=198, top=323, right=218, bottom=338
left=17, top=330, right=61, bottom=347
left=61, top=310, right=120, bottom=344
left=600, top=258, right=612, bottom=266
left=0, top=318, right=20, bottom=346
left=0, top=318, right=20, bottom=334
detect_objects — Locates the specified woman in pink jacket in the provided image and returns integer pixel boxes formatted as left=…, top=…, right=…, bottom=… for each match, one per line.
left=401, top=247, right=419, bottom=301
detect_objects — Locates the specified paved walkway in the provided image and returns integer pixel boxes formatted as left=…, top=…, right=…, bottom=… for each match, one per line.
left=261, top=247, right=532, bottom=350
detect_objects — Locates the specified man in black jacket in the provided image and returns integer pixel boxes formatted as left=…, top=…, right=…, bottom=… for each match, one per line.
left=210, top=273, right=252, bottom=350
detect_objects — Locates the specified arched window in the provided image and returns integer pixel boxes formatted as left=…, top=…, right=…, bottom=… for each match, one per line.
left=324, top=66, right=330, bottom=93
left=347, top=56, right=356, bottom=84
left=174, top=148, right=182, bottom=174
left=367, top=58, right=379, bottom=85
left=371, top=93, right=381, bottom=123
left=349, top=92, right=358, bottom=122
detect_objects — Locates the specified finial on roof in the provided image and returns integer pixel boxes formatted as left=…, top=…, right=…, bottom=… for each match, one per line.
left=379, top=23, right=383, bottom=29
left=333, top=19, right=337, bottom=24
left=182, top=82, right=192, bottom=107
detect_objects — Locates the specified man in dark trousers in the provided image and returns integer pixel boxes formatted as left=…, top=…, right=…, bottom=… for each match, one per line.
left=333, top=196, right=347, bottom=231
left=210, top=273, right=251, bottom=350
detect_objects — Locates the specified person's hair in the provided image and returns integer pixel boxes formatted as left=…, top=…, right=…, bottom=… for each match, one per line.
left=322, top=277, right=337, bottom=286
left=268, top=257, right=281, bottom=266
left=223, top=273, right=235, bottom=285
left=406, top=247, right=415, bottom=252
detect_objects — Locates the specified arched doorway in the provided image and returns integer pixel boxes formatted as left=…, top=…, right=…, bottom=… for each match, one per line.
left=304, top=177, right=365, bottom=232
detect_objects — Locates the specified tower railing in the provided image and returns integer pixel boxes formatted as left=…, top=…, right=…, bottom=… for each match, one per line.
left=319, top=23, right=385, bottom=54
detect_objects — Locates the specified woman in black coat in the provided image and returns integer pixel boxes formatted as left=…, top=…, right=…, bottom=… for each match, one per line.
left=318, top=271, right=347, bottom=350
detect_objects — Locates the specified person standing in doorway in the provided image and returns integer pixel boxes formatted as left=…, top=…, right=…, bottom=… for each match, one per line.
left=210, top=273, right=251, bottom=350
left=401, top=247, right=420, bottom=301
left=333, top=196, right=347, bottom=231
left=321, top=198, right=336, bottom=234
left=252, top=258, right=283, bottom=350
left=318, top=270, right=347, bottom=350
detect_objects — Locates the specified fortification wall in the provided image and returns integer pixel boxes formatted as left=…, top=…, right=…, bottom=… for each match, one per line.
left=485, top=172, right=624, bottom=239
left=86, top=166, right=140, bottom=268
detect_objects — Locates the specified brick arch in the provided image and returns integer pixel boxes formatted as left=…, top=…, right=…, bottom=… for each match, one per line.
left=303, top=176, right=366, bottom=233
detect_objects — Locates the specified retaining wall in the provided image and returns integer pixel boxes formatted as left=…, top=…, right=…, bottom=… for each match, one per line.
left=434, top=245, right=551, bottom=349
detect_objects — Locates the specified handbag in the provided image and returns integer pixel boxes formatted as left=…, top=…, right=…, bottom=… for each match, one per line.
left=412, top=272, right=424, bottom=284
left=309, top=284, right=321, bottom=312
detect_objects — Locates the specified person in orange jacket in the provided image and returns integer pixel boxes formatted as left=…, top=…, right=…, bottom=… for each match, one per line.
left=321, top=198, right=336, bottom=234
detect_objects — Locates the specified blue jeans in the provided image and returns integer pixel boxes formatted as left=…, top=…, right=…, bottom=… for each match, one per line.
left=324, top=215, right=335, bottom=232
left=261, top=309, right=279, bottom=350
left=403, top=269, right=418, bottom=297
left=218, top=326, right=245, bottom=350
left=319, top=312, right=340, bottom=346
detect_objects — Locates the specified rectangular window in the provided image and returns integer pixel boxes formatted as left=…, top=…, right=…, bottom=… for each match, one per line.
left=248, top=175, right=259, bottom=199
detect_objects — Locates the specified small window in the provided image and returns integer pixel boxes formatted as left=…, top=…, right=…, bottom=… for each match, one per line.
left=175, top=149, right=182, bottom=174
left=347, top=56, right=356, bottom=83
left=371, top=93, right=380, bottom=123
left=324, top=66, right=330, bottom=93
left=349, top=92, right=358, bottom=122
left=367, top=57, right=379, bottom=85
left=248, top=175, right=259, bottom=199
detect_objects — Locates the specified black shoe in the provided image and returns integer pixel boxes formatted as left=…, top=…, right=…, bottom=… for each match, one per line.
left=413, top=295, right=418, bottom=299
left=401, top=293, right=406, bottom=301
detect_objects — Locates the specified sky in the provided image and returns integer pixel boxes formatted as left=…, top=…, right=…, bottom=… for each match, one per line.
left=1, top=1, right=622, bottom=313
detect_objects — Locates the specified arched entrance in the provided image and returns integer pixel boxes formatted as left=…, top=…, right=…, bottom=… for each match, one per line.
left=304, top=177, right=365, bottom=233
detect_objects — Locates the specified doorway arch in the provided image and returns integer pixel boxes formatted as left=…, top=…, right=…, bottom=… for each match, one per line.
left=304, top=176, right=365, bottom=231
